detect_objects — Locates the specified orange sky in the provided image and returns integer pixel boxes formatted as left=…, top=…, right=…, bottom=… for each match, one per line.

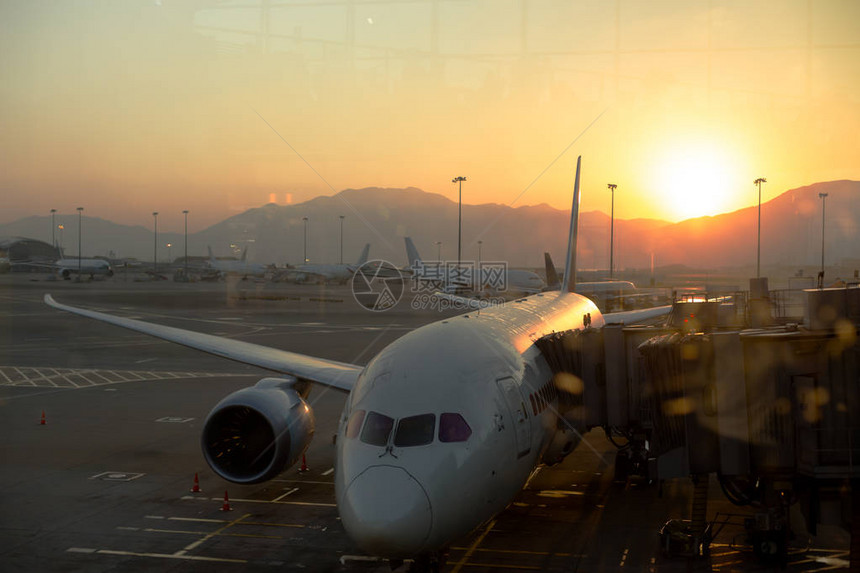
left=1, top=1, right=858, bottom=232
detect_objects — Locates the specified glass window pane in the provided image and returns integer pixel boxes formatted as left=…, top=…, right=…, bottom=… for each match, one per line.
left=360, top=411, right=394, bottom=446
left=439, top=413, right=472, bottom=443
left=346, top=409, right=365, bottom=439
left=394, top=414, right=436, bottom=447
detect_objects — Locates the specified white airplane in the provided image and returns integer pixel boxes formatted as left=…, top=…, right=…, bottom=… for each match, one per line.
left=15, top=257, right=114, bottom=279
left=404, top=237, right=546, bottom=296
left=285, top=243, right=370, bottom=284
left=206, top=246, right=269, bottom=279
left=45, top=157, right=670, bottom=567
left=543, top=252, right=636, bottom=295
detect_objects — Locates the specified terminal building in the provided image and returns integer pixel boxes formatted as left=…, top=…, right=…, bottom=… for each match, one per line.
left=0, top=236, right=61, bottom=272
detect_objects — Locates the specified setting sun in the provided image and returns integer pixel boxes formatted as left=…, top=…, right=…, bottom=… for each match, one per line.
left=650, top=142, right=747, bottom=221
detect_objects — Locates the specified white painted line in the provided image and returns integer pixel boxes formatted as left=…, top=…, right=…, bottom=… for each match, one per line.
left=271, top=479, right=334, bottom=485
left=144, top=515, right=165, bottom=520
left=67, top=547, right=97, bottom=554
left=205, top=496, right=337, bottom=508
left=116, top=526, right=139, bottom=531
left=95, top=549, right=246, bottom=564
left=321, top=468, right=334, bottom=476
left=340, top=555, right=385, bottom=564
left=272, top=487, right=299, bottom=502
left=168, top=517, right=227, bottom=524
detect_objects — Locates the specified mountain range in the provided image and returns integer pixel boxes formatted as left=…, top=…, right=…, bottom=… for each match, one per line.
left=1, top=181, right=857, bottom=272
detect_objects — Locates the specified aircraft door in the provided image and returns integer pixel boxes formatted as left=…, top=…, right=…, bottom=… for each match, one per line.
left=496, top=377, right=531, bottom=459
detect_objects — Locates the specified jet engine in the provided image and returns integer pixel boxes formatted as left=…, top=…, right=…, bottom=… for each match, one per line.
left=201, top=377, right=314, bottom=484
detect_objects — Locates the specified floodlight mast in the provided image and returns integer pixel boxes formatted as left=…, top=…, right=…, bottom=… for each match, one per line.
left=754, top=177, right=767, bottom=278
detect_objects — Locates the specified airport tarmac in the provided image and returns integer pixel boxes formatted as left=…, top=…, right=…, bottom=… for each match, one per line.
left=0, top=274, right=850, bottom=572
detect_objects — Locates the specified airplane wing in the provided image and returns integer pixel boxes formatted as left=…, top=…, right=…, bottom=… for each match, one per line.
left=603, top=305, right=672, bottom=325
left=44, top=295, right=361, bottom=392
left=433, top=292, right=672, bottom=325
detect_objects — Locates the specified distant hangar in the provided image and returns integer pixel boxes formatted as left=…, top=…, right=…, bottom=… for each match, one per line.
left=0, top=236, right=61, bottom=271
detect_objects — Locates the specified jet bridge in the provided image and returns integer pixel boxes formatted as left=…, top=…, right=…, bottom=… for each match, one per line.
left=536, top=287, right=860, bottom=565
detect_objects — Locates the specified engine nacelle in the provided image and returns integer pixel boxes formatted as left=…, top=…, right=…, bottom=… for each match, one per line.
left=201, top=377, right=315, bottom=484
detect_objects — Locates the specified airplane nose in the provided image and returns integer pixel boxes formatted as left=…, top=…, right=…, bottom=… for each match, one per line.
left=339, top=465, right=432, bottom=557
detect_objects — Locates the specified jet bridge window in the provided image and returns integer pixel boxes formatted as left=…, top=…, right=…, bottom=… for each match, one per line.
left=394, top=414, right=436, bottom=447
left=360, top=411, right=394, bottom=447
left=439, top=413, right=472, bottom=443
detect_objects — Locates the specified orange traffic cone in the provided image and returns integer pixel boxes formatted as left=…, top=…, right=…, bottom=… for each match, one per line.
left=40, top=411, right=46, bottom=425
left=299, top=454, right=309, bottom=473
left=191, top=473, right=201, bottom=493
left=220, top=490, right=232, bottom=512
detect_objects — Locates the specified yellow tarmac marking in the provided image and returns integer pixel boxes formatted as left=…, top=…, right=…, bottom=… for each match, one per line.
left=449, top=547, right=574, bottom=557
left=166, top=516, right=305, bottom=528
left=450, top=519, right=496, bottom=573
left=175, top=512, right=251, bottom=556
left=181, top=495, right=337, bottom=508
left=455, top=563, right=540, bottom=570
left=145, top=528, right=283, bottom=540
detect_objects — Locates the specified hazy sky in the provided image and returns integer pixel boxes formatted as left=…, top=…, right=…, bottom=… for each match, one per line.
left=2, top=0, right=858, bottom=232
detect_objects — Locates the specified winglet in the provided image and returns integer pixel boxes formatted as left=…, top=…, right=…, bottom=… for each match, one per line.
left=560, top=156, right=581, bottom=293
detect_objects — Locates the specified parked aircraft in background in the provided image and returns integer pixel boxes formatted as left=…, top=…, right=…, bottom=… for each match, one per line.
left=404, top=237, right=545, bottom=296
left=46, top=157, right=671, bottom=569
left=14, top=257, right=114, bottom=279
left=206, top=246, right=269, bottom=279
left=281, top=243, right=370, bottom=284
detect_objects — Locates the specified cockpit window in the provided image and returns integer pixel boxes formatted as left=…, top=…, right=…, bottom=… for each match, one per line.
left=394, top=414, right=436, bottom=447
left=360, top=411, right=394, bottom=446
left=346, top=409, right=366, bottom=439
left=439, top=413, right=472, bottom=443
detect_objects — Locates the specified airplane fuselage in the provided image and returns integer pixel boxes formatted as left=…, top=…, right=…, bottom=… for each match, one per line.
left=334, top=290, right=603, bottom=557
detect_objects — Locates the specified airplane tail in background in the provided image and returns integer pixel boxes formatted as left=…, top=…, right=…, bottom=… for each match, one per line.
left=207, top=246, right=216, bottom=263
left=240, top=247, right=248, bottom=262
left=356, top=244, right=370, bottom=266
left=544, top=252, right=561, bottom=290
left=404, top=237, right=423, bottom=267
left=560, top=156, right=581, bottom=294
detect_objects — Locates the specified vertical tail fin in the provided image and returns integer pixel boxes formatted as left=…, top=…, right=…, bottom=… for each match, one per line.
left=404, top=237, right=423, bottom=267
left=560, top=156, right=581, bottom=293
left=544, top=252, right=560, bottom=290
left=240, top=247, right=248, bottom=262
left=356, top=243, right=370, bottom=265
left=207, top=246, right=215, bottom=263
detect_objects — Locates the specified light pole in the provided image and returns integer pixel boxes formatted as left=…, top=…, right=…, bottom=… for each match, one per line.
left=76, top=207, right=84, bottom=275
left=607, top=184, right=617, bottom=279
left=302, top=217, right=309, bottom=263
left=819, top=192, right=828, bottom=279
left=452, top=176, right=467, bottom=268
left=167, top=243, right=172, bottom=264
left=50, top=209, right=56, bottom=249
left=152, top=212, right=159, bottom=273
left=434, top=241, right=442, bottom=261
left=754, top=178, right=766, bottom=278
left=477, top=240, right=483, bottom=264
left=58, top=224, right=64, bottom=254
left=339, top=215, right=345, bottom=264
left=183, top=210, right=189, bottom=278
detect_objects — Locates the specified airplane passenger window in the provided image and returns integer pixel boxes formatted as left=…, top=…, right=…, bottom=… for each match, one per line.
left=438, top=413, right=472, bottom=443
left=360, top=411, right=394, bottom=446
left=346, top=409, right=366, bottom=439
left=393, top=414, right=436, bottom=447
